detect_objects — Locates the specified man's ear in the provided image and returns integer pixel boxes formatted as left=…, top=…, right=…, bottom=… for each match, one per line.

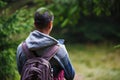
left=47, top=21, right=52, bottom=30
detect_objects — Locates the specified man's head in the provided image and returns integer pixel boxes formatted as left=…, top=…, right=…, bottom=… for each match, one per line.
left=34, top=7, right=54, bottom=31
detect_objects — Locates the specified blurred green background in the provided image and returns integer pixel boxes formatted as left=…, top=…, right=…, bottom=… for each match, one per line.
left=0, top=0, right=120, bottom=80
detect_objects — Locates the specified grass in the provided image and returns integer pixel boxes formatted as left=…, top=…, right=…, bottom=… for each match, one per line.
left=66, top=43, right=120, bottom=80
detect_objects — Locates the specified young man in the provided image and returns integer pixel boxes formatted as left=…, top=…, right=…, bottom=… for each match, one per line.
left=16, top=7, right=75, bottom=80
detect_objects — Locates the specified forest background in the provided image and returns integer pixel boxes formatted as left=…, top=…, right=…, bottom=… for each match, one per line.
left=0, top=0, right=120, bottom=80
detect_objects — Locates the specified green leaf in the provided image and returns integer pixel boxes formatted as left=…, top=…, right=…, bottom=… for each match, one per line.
left=69, top=6, right=78, bottom=16
left=61, top=19, right=69, bottom=27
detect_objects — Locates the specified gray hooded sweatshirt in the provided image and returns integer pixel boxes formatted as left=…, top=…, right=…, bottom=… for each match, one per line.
left=16, top=30, right=75, bottom=80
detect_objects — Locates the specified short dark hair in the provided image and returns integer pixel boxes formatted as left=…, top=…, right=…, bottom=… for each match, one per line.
left=34, top=7, right=54, bottom=29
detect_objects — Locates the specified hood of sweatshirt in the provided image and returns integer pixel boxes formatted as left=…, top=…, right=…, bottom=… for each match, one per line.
left=25, top=30, right=58, bottom=50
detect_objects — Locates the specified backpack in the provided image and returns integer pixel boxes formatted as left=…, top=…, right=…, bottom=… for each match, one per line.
left=21, top=42, right=59, bottom=80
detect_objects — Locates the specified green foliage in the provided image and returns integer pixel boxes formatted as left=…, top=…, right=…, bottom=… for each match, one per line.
left=0, top=11, right=19, bottom=80
left=1, top=0, right=120, bottom=43
left=0, top=1, right=7, bottom=8
left=0, top=8, right=33, bottom=80
left=0, top=48, right=19, bottom=80
left=47, top=0, right=80, bottom=27
left=44, top=0, right=120, bottom=42
left=114, top=45, right=120, bottom=49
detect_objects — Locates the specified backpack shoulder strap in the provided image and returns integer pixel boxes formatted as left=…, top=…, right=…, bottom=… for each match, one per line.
left=22, top=42, right=35, bottom=59
left=41, top=45, right=59, bottom=61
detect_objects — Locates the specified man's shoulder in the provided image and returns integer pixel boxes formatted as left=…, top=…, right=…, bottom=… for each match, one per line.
left=17, top=42, right=23, bottom=53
